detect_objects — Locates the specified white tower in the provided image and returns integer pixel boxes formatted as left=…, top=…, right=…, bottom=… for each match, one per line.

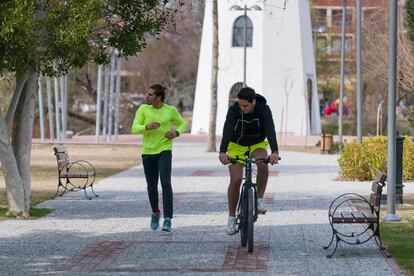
left=191, top=0, right=321, bottom=137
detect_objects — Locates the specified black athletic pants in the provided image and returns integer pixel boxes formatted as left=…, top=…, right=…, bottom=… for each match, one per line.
left=141, top=150, right=173, bottom=218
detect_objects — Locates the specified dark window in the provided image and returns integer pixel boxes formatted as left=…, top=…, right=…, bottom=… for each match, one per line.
left=232, top=16, right=253, bottom=47
left=316, top=9, right=327, bottom=28
left=332, top=9, right=353, bottom=27
left=331, top=36, right=353, bottom=54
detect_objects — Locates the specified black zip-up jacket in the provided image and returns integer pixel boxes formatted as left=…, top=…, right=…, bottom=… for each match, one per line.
left=219, top=94, right=279, bottom=153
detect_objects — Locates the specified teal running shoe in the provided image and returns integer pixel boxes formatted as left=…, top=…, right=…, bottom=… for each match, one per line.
left=150, top=213, right=160, bottom=230
left=162, top=217, right=172, bottom=232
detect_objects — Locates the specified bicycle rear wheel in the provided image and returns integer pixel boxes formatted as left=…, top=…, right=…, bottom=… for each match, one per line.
left=247, top=188, right=255, bottom=252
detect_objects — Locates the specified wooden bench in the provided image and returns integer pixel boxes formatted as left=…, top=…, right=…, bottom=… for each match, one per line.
left=324, top=172, right=387, bottom=258
left=53, top=146, right=98, bottom=200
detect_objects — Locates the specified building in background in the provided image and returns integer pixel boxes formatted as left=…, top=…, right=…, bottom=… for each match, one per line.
left=312, top=0, right=388, bottom=61
left=192, top=0, right=321, bottom=137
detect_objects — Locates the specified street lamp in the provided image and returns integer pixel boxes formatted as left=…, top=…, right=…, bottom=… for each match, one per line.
left=312, top=26, right=327, bottom=61
left=384, top=0, right=400, bottom=222
left=338, top=0, right=347, bottom=146
left=230, top=4, right=262, bottom=87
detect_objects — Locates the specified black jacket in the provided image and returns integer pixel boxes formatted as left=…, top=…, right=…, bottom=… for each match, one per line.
left=219, top=94, right=278, bottom=153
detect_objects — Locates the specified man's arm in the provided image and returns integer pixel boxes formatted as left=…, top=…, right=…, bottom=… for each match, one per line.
left=131, top=106, right=146, bottom=134
left=173, top=107, right=187, bottom=135
left=262, top=106, right=279, bottom=154
left=219, top=109, right=237, bottom=165
left=165, top=106, right=187, bottom=139
left=219, top=109, right=236, bottom=153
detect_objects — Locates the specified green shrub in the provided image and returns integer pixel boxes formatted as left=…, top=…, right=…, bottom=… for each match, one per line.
left=403, top=137, right=414, bottom=180
left=339, top=136, right=414, bottom=181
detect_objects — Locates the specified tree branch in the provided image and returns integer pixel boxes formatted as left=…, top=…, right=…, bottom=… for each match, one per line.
left=5, top=70, right=29, bottom=127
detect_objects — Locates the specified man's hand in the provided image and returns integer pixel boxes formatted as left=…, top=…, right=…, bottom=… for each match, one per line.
left=145, top=122, right=160, bottom=130
left=269, top=152, right=279, bottom=165
left=219, top=152, right=229, bottom=165
left=165, top=130, right=178, bottom=139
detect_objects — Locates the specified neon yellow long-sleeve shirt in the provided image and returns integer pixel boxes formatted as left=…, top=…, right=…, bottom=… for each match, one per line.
left=131, top=103, right=186, bottom=154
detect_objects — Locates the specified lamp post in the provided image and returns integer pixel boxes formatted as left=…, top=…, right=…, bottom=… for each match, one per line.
left=230, top=4, right=262, bottom=87
left=338, top=0, right=346, bottom=146
left=383, top=0, right=400, bottom=222
left=312, top=26, right=327, bottom=60
left=356, top=0, right=363, bottom=144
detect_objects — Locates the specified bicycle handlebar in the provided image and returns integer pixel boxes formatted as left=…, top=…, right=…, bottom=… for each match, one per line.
left=228, top=156, right=281, bottom=165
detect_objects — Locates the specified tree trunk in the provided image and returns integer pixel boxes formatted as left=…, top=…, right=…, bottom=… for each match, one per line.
left=0, top=74, right=29, bottom=216
left=5, top=70, right=29, bottom=126
left=207, top=0, right=218, bottom=152
left=0, top=115, right=26, bottom=216
left=11, top=68, right=38, bottom=214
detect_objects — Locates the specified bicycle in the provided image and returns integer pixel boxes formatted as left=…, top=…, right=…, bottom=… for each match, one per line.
left=229, top=154, right=280, bottom=253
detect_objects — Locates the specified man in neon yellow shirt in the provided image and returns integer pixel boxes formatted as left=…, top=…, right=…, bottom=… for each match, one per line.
left=131, top=84, right=186, bottom=232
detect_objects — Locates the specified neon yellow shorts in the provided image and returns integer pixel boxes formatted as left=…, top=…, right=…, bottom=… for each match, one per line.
left=227, top=141, right=269, bottom=162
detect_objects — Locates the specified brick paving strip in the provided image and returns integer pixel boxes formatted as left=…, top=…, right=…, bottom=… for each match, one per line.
left=191, top=170, right=214, bottom=176
left=221, top=243, right=269, bottom=272
left=56, top=241, right=135, bottom=273
left=57, top=240, right=270, bottom=273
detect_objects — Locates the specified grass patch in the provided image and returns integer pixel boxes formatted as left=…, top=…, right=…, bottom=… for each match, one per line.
left=0, top=143, right=141, bottom=218
left=380, top=194, right=414, bottom=276
left=0, top=206, right=52, bottom=219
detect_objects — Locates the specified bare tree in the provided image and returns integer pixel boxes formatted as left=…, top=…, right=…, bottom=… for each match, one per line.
left=282, top=71, right=293, bottom=145
left=363, top=6, right=414, bottom=110
left=207, top=0, right=218, bottom=152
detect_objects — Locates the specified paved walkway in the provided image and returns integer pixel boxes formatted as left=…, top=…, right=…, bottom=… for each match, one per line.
left=0, top=139, right=409, bottom=275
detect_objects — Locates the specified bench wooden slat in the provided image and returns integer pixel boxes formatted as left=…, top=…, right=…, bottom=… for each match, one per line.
left=53, top=146, right=66, bottom=154
left=332, top=210, right=353, bottom=223
left=60, top=172, right=89, bottom=178
left=369, top=193, right=381, bottom=208
left=352, top=211, right=366, bottom=222
left=362, top=211, right=377, bottom=223
left=341, top=211, right=354, bottom=223
left=376, top=172, right=387, bottom=184
left=56, top=153, right=68, bottom=159
left=351, top=211, right=367, bottom=222
left=371, top=182, right=381, bottom=194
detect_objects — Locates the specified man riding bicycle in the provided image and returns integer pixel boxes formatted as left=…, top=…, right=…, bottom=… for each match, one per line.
left=218, top=87, right=279, bottom=235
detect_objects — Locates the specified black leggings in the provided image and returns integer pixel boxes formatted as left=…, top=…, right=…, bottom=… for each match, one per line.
left=142, top=150, right=173, bottom=218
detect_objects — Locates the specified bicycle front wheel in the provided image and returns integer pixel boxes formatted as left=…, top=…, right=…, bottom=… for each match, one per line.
left=240, top=188, right=248, bottom=247
left=247, top=188, right=255, bottom=253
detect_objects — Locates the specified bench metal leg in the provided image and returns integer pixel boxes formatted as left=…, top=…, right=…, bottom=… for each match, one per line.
left=373, top=224, right=384, bottom=249
left=54, top=178, right=67, bottom=198
left=324, top=229, right=334, bottom=249
left=83, top=188, right=93, bottom=200
left=90, top=185, right=99, bottom=197
left=326, top=235, right=340, bottom=258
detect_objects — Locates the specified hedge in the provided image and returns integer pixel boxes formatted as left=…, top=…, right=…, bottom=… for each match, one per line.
left=338, top=136, right=414, bottom=181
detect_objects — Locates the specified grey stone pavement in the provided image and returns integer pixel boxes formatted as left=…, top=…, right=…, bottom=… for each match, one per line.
left=1, top=139, right=412, bottom=275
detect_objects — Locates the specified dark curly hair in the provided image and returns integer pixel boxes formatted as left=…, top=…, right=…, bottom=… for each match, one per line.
left=237, top=87, right=256, bottom=103
left=150, top=84, right=166, bottom=102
